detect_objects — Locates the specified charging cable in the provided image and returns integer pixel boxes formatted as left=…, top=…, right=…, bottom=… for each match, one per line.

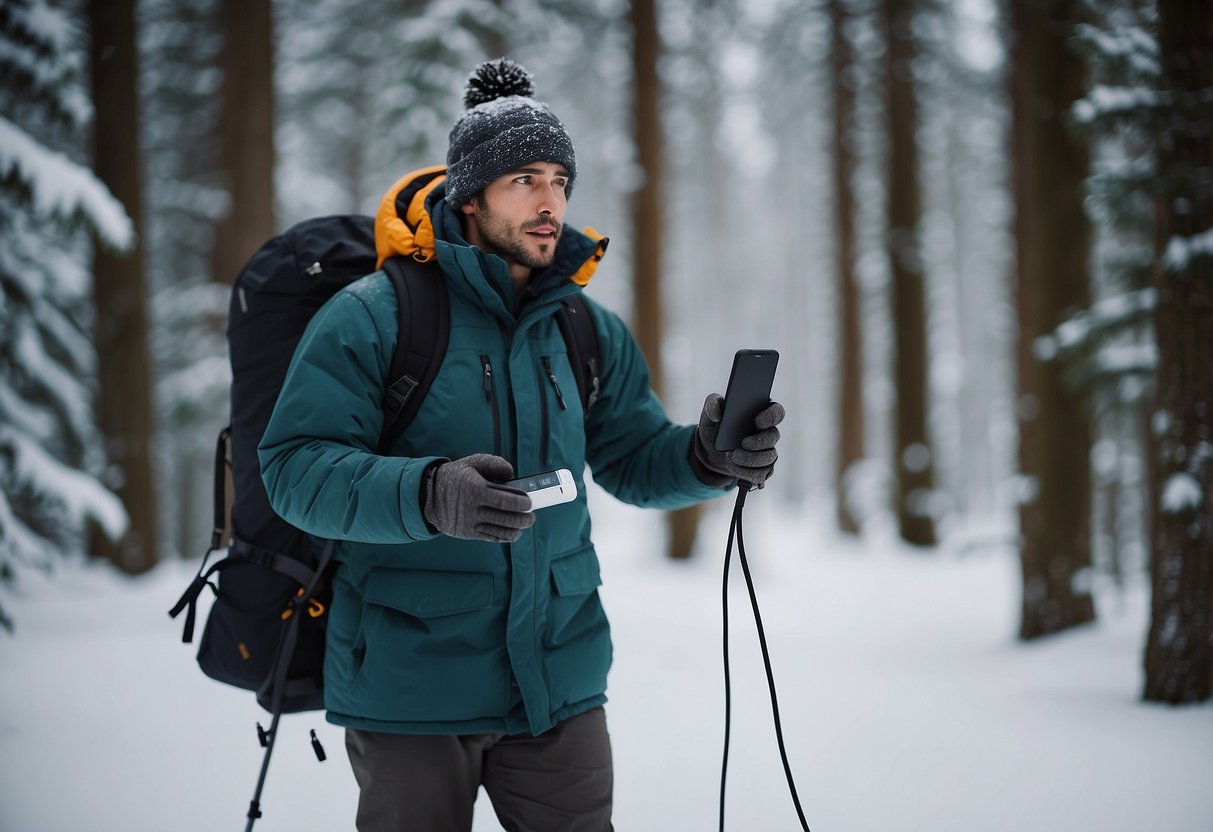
left=719, top=482, right=811, bottom=832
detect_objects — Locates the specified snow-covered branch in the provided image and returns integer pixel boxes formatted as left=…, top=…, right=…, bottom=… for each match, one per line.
left=1073, top=84, right=1168, bottom=125
left=0, top=116, right=133, bottom=249
left=1033, top=288, right=1156, bottom=362
left=0, top=425, right=128, bottom=544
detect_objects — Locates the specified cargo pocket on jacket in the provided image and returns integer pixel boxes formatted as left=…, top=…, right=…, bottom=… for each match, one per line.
left=545, top=546, right=605, bottom=648
left=351, top=567, right=505, bottom=722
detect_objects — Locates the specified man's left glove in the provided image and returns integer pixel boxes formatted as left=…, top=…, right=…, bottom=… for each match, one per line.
left=690, top=393, right=785, bottom=487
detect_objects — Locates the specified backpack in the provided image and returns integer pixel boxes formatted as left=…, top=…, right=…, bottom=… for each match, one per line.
left=168, top=209, right=601, bottom=826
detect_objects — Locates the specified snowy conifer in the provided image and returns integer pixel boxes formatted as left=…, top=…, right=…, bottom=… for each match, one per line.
left=0, top=0, right=129, bottom=631
left=1035, top=0, right=1163, bottom=580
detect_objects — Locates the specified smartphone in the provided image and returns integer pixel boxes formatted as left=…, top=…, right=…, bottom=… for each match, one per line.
left=714, top=349, right=780, bottom=452
left=503, top=468, right=577, bottom=510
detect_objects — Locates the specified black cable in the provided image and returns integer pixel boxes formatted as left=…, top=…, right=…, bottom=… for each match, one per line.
left=718, top=487, right=744, bottom=831
left=719, top=483, right=810, bottom=832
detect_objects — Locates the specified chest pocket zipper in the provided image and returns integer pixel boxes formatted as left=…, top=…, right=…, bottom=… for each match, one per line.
left=481, top=355, right=501, bottom=456
left=541, top=357, right=568, bottom=411
left=537, top=356, right=571, bottom=468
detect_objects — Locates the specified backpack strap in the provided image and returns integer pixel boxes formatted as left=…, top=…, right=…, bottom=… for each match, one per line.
left=555, top=293, right=602, bottom=417
left=378, top=255, right=450, bottom=453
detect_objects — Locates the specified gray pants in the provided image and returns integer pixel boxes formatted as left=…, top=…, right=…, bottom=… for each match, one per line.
left=346, top=706, right=614, bottom=832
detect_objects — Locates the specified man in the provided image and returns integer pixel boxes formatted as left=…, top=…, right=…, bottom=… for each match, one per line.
left=259, top=58, right=784, bottom=832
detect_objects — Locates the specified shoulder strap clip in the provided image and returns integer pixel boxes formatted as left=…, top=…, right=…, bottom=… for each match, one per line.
left=384, top=375, right=421, bottom=416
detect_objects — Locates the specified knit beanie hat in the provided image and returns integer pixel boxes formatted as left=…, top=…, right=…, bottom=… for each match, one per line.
left=444, top=58, right=577, bottom=208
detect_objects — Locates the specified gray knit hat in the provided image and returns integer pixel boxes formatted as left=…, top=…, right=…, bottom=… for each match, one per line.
left=444, top=59, right=577, bottom=208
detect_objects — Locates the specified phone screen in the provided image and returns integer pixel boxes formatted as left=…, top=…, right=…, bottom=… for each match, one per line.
left=714, top=350, right=779, bottom=452
left=511, top=472, right=561, bottom=492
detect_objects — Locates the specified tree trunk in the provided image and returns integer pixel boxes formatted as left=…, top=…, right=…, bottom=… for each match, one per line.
left=1143, top=0, right=1213, bottom=704
left=87, top=0, right=159, bottom=574
left=630, top=0, right=663, bottom=406
left=212, top=0, right=276, bottom=286
left=831, top=0, right=864, bottom=535
left=1009, top=0, right=1095, bottom=640
left=882, top=0, right=936, bottom=547
left=629, top=0, right=698, bottom=559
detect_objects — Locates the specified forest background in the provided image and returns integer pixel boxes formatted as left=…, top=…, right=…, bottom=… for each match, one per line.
left=1, top=0, right=1210, bottom=720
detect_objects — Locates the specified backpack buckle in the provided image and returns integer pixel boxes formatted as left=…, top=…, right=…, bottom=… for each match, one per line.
left=282, top=588, right=326, bottom=620
left=384, top=375, right=420, bottom=415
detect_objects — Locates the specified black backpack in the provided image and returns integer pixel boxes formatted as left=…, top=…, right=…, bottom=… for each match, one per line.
left=168, top=209, right=601, bottom=827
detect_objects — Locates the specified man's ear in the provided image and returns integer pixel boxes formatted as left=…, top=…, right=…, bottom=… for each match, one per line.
left=460, top=200, right=476, bottom=217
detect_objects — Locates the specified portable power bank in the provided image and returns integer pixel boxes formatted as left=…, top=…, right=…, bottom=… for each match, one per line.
left=504, top=468, right=577, bottom=510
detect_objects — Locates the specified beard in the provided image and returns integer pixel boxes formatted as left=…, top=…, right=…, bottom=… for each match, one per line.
left=473, top=201, right=562, bottom=271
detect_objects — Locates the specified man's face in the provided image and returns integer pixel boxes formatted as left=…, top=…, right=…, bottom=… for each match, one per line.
left=461, top=162, right=570, bottom=273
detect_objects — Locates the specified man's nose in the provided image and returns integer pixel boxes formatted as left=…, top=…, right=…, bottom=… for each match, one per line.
left=535, top=182, right=564, bottom=213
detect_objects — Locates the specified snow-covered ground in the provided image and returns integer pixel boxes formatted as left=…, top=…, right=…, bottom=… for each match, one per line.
left=2, top=487, right=1210, bottom=832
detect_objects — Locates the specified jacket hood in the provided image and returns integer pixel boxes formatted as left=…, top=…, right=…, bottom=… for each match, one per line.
left=374, top=164, right=447, bottom=268
left=374, top=165, right=608, bottom=287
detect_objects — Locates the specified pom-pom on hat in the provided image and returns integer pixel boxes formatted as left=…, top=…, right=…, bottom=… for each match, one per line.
left=444, top=58, right=577, bottom=208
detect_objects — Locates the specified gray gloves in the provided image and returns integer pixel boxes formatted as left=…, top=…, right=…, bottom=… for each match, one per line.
left=691, top=393, right=785, bottom=487
left=422, top=454, right=534, bottom=542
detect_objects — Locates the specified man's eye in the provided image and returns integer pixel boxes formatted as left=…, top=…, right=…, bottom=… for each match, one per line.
left=553, top=179, right=568, bottom=189
left=514, top=176, right=532, bottom=185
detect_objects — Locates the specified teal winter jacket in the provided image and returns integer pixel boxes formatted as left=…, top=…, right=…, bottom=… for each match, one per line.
left=258, top=168, right=727, bottom=736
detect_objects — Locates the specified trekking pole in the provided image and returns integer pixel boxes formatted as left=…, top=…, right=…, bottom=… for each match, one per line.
left=243, top=539, right=334, bottom=829
left=245, top=706, right=283, bottom=831
left=718, top=481, right=811, bottom=832
left=245, top=605, right=299, bottom=831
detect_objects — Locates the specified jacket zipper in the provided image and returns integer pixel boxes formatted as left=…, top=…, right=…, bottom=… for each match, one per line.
left=541, top=357, right=568, bottom=411
left=481, top=355, right=501, bottom=456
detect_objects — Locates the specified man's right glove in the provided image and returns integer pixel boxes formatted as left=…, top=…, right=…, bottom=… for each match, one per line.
left=422, top=453, right=535, bottom=542
left=690, top=393, right=785, bottom=487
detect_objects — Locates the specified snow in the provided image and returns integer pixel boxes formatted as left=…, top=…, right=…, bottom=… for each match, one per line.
left=2, top=489, right=1210, bottom=832
left=0, top=489, right=53, bottom=571
left=1161, top=472, right=1204, bottom=514
left=1094, top=342, right=1157, bottom=377
left=900, top=442, right=931, bottom=473
left=1164, top=228, right=1213, bottom=273
left=157, top=354, right=232, bottom=417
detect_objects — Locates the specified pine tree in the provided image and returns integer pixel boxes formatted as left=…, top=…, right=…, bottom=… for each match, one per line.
left=276, top=0, right=514, bottom=220
left=0, top=0, right=130, bottom=630
left=758, top=0, right=880, bottom=520
left=883, top=0, right=937, bottom=547
left=138, top=0, right=229, bottom=556
left=914, top=1, right=1017, bottom=534
left=88, top=0, right=160, bottom=574
left=1009, top=0, right=1097, bottom=639
left=830, top=0, right=865, bottom=535
left=1062, top=0, right=1159, bottom=587
left=1143, top=0, right=1213, bottom=704
left=628, top=0, right=665, bottom=413
left=211, top=0, right=275, bottom=286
